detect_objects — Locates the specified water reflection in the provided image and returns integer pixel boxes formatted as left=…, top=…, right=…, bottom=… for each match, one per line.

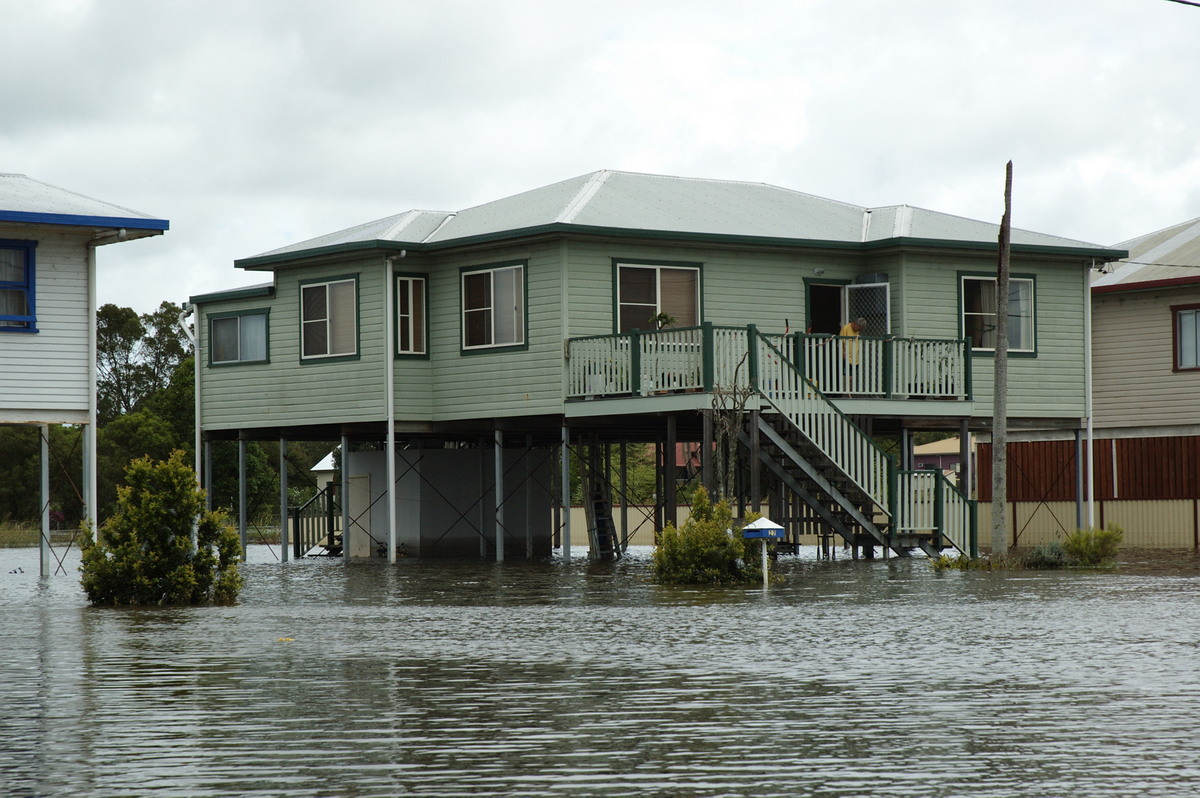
left=1, top=546, right=1198, bottom=797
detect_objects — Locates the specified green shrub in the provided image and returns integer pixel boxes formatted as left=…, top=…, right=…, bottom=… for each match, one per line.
left=1062, top=524, right=1123, bottom=567
left=1021, top=541, right=1069, bottom=569
left=80, top=450, right=242, bottom=606
left=652, top=487, right=760, bottom=585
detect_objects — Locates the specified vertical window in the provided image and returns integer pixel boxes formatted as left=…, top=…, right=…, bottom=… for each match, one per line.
left=0, top=240, right=36, bottom=332
left=961, top=275, right=1035, bottom=352
left=395, top=275, right=427, bottom=355
left=301, top=277, right=357, bottom=359
left=616, top=263, right=700, bottom=333
left=462, top=263, right=524, bottom=350
left=210, top=311, right=269, bottom=364
left=1174, top=304, right=1200, bottom=371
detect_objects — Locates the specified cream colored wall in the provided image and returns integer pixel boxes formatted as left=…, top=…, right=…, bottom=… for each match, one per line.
left=976, top=500, right=1197, bottom=549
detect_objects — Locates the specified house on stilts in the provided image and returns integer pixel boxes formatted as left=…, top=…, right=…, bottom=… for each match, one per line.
left=0, top=174, right=168, bottom=575
left=187, top=170, right=1124, bottom=561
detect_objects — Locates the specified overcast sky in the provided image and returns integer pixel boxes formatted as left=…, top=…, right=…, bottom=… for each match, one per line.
left=4, top=0, right=1198, bottom=314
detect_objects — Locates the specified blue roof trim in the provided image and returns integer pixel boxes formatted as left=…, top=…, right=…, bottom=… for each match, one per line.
left=0, top=210, right=169, bottom=230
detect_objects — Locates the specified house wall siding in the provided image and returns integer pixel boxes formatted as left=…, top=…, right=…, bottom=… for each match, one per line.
left=196, top=236, right=1092, bottom=432
left=426, top=241, right=564, bottom=420
left=900, top=252, right=1088, bottom=420
left=199, top=258, right=392, bottom=431
left=1092, top=286, right=1200, bottom=430
left=0, top=229, right=90, bottom=421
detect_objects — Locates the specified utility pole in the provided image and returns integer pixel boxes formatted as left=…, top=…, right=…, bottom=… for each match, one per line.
left=991, top=161, right=1012, bottom=556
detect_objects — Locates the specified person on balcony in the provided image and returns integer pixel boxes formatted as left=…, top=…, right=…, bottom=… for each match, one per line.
left=839, top=317, right=867, bottom=392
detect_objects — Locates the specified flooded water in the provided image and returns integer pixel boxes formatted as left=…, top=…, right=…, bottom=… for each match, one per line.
left=2, top=545, right=1199, bottom=797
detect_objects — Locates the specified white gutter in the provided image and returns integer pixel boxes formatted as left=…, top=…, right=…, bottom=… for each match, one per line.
left=1084, top=263, right=1095, bottom=527
left=385, top=254, right=402, bottom=563
left=178, top=303, right=200, bottom=480
left=82, top=231, right=126, bottom=528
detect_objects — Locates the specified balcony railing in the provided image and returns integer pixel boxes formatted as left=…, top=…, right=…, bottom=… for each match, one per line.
left=567, top=324, right=972, bottom=401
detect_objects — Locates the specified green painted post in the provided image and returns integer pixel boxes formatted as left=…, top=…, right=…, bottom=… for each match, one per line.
left=702, top=322, right=715, bottom=392
left=884, top=336, right=895, bottom=398
left=964, top=336, right=973, bottom=400
left=631, top=329, right=642, bottom=395
left=887, top=459, right=898, bottom=545
left=969, top=499, right=979, bottom=558
left=746, top=324, right=759, bottom=392
left=932, top=468, right=945, bottom=549
left=793, top=331, right=804, bottom=376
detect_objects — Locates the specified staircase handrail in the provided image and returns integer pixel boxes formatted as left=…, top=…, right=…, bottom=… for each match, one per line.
left=895, top=468, right=977, bottom=556
left=752, top=331, right=895, bottom=518
left=290, top=484, right=340, bottom=558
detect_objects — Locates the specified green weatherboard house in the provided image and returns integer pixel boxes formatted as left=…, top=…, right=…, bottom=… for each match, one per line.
left=189, top=170, right=1124, bottom=561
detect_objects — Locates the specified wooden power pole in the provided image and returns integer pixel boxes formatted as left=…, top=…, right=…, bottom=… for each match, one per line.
left=991, top=161, right=1013, bottom=556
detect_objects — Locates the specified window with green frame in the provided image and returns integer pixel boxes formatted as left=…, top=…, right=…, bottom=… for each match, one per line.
left=301, top=277, right=357, bottom=359
left=462, top=262, right=524, bottom=350
left=210, top=310, right=269, bottom=365
left=960, top=274, right=1035, bottom=352
left=395, top=275, right=427, bottom=355
left=615, top=262, right=699, bottom=333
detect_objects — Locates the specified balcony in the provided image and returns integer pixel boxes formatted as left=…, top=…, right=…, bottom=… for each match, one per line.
left=566, top=324, right=972, bottom=402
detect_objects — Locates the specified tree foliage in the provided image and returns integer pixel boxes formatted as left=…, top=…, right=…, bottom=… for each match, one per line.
left=96, top=301, right=189, bottom=424
left=80, top=450, right=242, bottom=605
left=652, top=487, right=760, bottom=585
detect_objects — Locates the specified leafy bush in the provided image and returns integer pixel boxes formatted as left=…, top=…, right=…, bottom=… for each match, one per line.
left=80, top=450, right=242, bottom=605
left=1021, top=541, right=1069, bottom=569
left=1062, top=524, right=1123, bottom=567
left=652, top=487, right=760, bottom=585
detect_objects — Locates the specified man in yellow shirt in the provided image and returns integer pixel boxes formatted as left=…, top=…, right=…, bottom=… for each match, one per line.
left=839, top=317, right=867, bottom=391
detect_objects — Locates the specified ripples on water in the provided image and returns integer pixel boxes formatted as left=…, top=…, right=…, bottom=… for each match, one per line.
left=1, top=546, right=1198, bottom=797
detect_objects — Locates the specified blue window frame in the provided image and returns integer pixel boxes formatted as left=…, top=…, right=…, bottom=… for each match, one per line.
left=0, top=239, right=37, bottom=332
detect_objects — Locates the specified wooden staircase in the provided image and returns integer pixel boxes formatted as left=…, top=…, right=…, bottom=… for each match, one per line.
left=747, top=333, right=976, bottom=558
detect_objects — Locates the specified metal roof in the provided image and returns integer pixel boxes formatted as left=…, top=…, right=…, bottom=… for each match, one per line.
left=238, top=169, right=1119, bottom=268
left=1092, top=217, right=1200, bottom=292
left=0, top=173, right=168, bottom=233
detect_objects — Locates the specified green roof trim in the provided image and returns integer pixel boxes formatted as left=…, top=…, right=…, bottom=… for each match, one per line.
left=234, top=223, right=1127, bottom=271
left=190, top=283, right=275, bottom=304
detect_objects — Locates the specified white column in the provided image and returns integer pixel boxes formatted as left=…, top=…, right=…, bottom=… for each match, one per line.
left=238, top=439, right=248, bottom=559
left=341, top=433, right=351, bottom=561
left=85, top=246, right=98, bottom=531
left=385, top=258, right=398, bottom=564
left=279, top=438, right=289, bottom=563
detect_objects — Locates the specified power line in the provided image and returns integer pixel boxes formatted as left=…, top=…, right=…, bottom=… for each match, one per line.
left=1119, top=259, right=1200, bottom=269
left=1162, top=0, right=1200, bottom=7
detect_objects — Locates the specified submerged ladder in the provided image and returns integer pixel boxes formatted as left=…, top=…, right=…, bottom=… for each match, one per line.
left=583, top=446, right=620, bottom=560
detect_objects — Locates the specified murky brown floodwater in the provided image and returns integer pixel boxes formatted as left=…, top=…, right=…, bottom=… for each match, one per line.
left=2, top=546, right=1198, bottom=797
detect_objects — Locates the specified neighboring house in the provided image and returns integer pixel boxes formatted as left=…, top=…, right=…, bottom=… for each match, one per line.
left=912, top=436, right=973, bottom=483
left=189, top=170, right=1122, bottom=561
left=978, top=217, right=1200, bottom=549
left=0, top=174, right=168, bottom=573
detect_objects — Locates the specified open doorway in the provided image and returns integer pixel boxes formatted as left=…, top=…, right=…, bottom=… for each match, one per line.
left=807, top=280, right=891, bottom=336
left=808, top=283, right=844, bottom=334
